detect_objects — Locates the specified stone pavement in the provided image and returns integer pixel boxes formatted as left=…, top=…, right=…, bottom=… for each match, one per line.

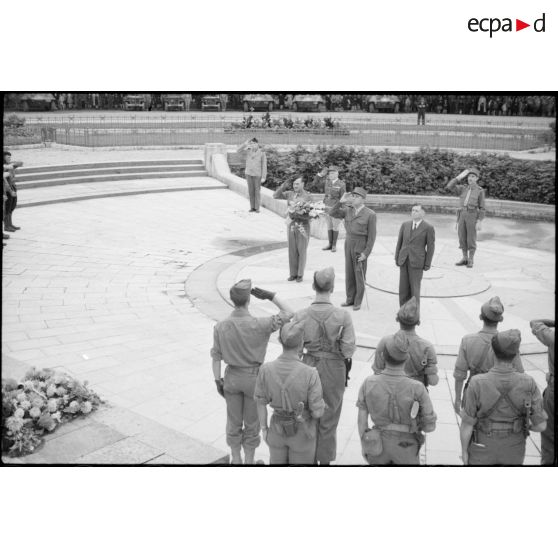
left=2, top=156, right=554, bottom=464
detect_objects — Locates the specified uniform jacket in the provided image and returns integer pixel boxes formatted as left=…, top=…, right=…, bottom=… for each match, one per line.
left=395, top=220, right=435, bottom=269
left=237, top=146, right=267, bottom=179
left=273, top=182, right=313, bottom=224
left=446, top=178, right=486, bottom=220
left=322, top=178, right=346, bottom=207
left=329, top=201, right=377, bottom=258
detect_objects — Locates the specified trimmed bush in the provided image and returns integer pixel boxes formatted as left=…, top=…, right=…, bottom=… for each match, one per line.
left=231, top=146, right=555, bottom=204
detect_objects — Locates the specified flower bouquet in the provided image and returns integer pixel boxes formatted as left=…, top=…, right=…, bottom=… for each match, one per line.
left=288, top=201, right=325, bottom=237
left=2, top=368, right=103, bottom=457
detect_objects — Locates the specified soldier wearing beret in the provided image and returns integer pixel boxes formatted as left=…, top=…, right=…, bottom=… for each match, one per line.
left=357, top=331, right=437, bottom=465
left=329, top=187, right=377, bottom=311
left=445, top=167, right=485, bottom=268
left=210, top=279, right=293, bottom=464
left=454, top=296, right=524, bottom=413
left=460, top=329, right=547, bottom=465
left=254, top=320, right=326, bottom=464
left=273, top=176, right=313, bottom=282
left=373, top=297, right=439, bottom=388
left=395, top=205, right=435, bottom=307
left=530, top=318, right=555, bottom=465
left=320, top=166, right=347, bottom=253
left=293, top=266, right=356, bottom=465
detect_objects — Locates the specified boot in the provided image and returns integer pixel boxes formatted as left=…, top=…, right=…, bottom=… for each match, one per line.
left=455, top=250, right=468, bottom=266
left=467, top=249, right=475, bottom=268
left=6, top=214, right=19, bottom=231
left=2, top=233, right=9, bottom=239
left=231, top=447, right=242, bottom=465
left=244, top=448, right=255, bottom=465
left=331, top=231, right=339, bottom=252
left=322, top=230, right=333, bottom=250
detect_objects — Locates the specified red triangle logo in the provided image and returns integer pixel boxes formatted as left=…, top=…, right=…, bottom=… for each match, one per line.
left=516, top=19, right=530, bottom=31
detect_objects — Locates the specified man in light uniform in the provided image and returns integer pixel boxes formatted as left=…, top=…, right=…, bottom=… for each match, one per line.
left=445, top=167, right=485, bottom=268
left=294, top=266, right=356, bottom=465
left=460, top=329, right=547, bottom=465
left=357, top=331, right=437, bottom=465
left=454, top=296, right=524, bottom=413
left=237, top=138, right=267, bottom=212
left=373, top=297, right=439, bottom=388
left=530, top=318, right=555, bottom=465
left=329, top=187, right=376, bottom=311
left=210, top=280, right=293, bottom=464
left=254, top=320, right=326, bottom=465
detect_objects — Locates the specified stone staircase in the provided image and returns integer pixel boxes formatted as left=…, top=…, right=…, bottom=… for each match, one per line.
left=15, top=159, right=208, bottom=189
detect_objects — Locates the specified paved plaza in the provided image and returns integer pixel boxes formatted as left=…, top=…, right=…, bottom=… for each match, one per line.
left=1, top=148, right=555, bottom=464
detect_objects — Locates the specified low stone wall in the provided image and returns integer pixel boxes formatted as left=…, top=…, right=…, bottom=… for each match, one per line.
left=206, top=144, right=555, bottom=235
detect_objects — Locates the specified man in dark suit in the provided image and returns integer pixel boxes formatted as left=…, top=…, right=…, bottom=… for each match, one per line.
left=395, top=205, right=435, bottom=306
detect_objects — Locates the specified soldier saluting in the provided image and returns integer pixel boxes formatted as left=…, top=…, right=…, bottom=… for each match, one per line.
left=445, top=167, right=485, bottom=268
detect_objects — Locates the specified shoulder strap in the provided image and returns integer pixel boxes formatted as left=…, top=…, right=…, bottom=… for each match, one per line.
left=478, top=384, right=523, bottom=420
left=275, top=367, right=302, bottom=413
left=307, top=306, right=337, bottom=352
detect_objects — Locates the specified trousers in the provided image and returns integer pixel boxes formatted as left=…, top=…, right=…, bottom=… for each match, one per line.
left=246, top=175, right=261, bottom=210
left=224, top=367, right=260, bottom=450
left=398, top=259, right=424, bottom=306
left=344, top=236, right=368, bottom=306
left=364, top=431, right=420, bottom=465
left=324, top=213, right=342, bottom=231
left=266, top=419, right=317, bottom=464
left=288, top=221, right=309, bottom=278
left=541, top=385, right=555, bottom=465
left=457, top=210, right=478, bottom=251
left=468, top=431, right=525, bottom=465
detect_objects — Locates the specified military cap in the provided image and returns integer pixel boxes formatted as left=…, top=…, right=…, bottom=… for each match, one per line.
left=397, top=296, right=420, bottom=326
left=352, top=187, right=367, bottom=199
left=383, top=330, right=410, bottom=362
left=279, top=320, right=305, bottom=349
left=230, top=279, right=252, bottom=304
left=314, top=266, right=335, bottom=291
left=492, top=329, right=521, bottom=358
left=481, top=296, right=504, bottom=322
left=250, top=137, right=259, bottom=143
left=328, top=165, right=339, bottom=172
left=468, top=167, right=480, bottom=177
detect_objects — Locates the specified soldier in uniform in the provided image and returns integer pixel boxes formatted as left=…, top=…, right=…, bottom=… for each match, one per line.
left=373, top=297, right=439, bottom=388
left=454, top=296, right=524, bottom=413
left=294, top=266, right=356, bottom=465
left=445, top=167, right=485, bottom=268
left=357, top=331, right=437, bottom=465
left=237, top=138, right=267, bottom=212
left=3, top=151, right=23, bottom=233
left=460, top=330, right=547, bottom=465
left=329, top=187, right=377, bottom=311
left=530, top=318, right=555, bottom=465
left=273, top=176, right=313, bottom=282
left=254, top=320, right=326, bottom=464
left=320, top=166, right=346, bottom=253
left=210, top=280, right=293, bottom=464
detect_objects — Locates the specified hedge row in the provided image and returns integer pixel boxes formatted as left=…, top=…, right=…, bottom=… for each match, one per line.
left=232, top=146, right=555, bottom=204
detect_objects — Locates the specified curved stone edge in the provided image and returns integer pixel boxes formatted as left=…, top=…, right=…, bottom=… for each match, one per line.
left=185, top=240, right=546, bottom=357
left=205, top=144, right=555, bottom=223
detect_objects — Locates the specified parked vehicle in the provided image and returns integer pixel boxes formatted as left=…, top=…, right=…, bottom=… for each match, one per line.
left=162, top=94, right=190, bottom=111
left=366, top=95, right=400, bottom=113
left=19, top=94, right=57, bottom=111
left=123, top=94, right=152, bottom=111
left=291, top=95, right=326, bottom=112
left=242, top=94, right=275, bottom=112
left=201, top=95, right=222, bottom=111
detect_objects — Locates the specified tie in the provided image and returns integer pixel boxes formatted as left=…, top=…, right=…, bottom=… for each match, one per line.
left=464, top=188, right=471, bottom=207
left=413, top=223, right=417, bottom=231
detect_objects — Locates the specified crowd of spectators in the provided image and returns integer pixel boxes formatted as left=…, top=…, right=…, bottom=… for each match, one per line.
left=3, top=94, right=556, bottom=117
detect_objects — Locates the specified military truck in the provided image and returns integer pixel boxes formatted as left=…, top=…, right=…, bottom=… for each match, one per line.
left=123, top=94, right=152, bottom=111
left=162, top=94, right=191, bottom=111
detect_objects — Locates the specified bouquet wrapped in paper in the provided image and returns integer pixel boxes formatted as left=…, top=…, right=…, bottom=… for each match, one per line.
left=288, top=200, right=325, bottom=223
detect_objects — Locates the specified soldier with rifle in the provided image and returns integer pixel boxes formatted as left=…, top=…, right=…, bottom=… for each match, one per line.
left=459, top=329, right=547, bottom=465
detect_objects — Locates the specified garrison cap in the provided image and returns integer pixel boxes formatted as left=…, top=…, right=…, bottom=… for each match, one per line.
left=279, top=320, right=305, bottom=349
left=352, top=187, right=367, bottom=199
left=492, top=329, right=521, bottom=358
left=397, top=296, right=420, bottom=326
left=314, top=266, right=335, bottom=291
left=383, top=330, right=410, bottom=362
left=468, top=167, right=480, bottom=177
left=481, top=296, right=504, bottom=322
left=230, top=279, right=252, bottom=304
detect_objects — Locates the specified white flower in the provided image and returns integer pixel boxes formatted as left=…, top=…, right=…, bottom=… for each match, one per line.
left=46, top=384, right=57, bottom=398
left=19, top=400, right=31, bottom=411
left=6, top=417, right=24, bottom=433
left=80, top=401, right=93, bottom=414
left=23, top=381, right=35, bottom=391
left=29, top=406, right=42, bottom=419
left=14, top=408, right=25, bottom=419
left=47, top=399, right=58, bottom=413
